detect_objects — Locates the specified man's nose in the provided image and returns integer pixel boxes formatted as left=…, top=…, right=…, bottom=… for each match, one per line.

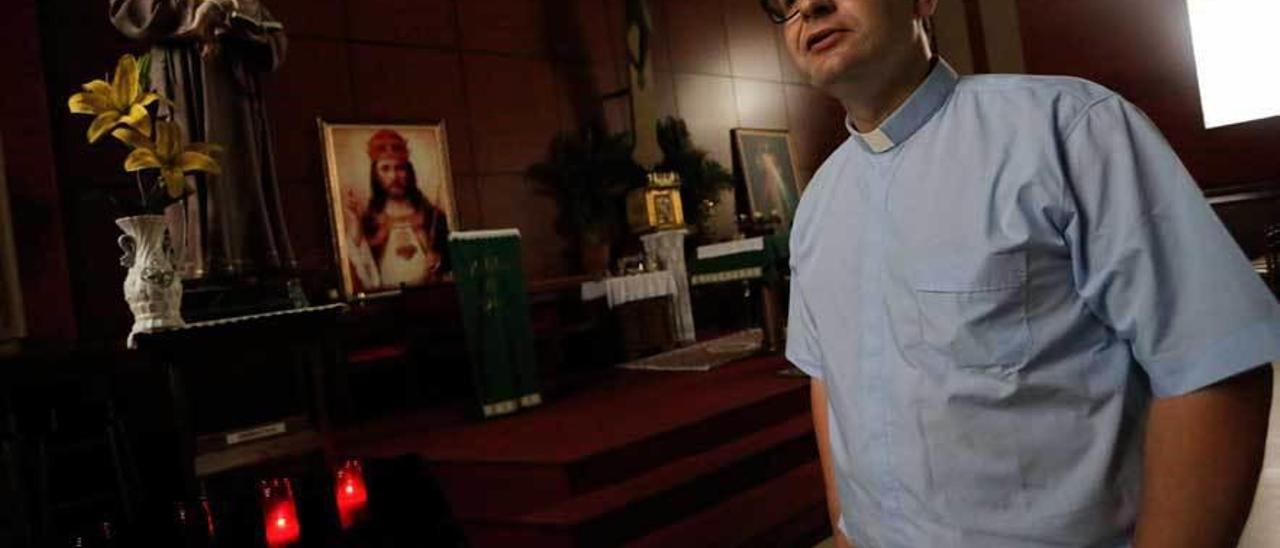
left=797, top=0, right=835, bottom=20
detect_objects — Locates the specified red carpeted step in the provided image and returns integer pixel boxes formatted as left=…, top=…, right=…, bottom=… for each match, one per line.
left=739, top=497, right=831, bottom=548
left=462, top=413, right=818, bottom=547
left=425, top=356, right=810, bottom=520
left=422, top=357, right=803, bottom=463
left=626, top=461, right=828, bottom=548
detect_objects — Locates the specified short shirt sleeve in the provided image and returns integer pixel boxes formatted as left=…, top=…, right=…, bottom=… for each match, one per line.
left=1062, top=96, right=1280, bottom=397
left=786, top=262, right=826, bottom=379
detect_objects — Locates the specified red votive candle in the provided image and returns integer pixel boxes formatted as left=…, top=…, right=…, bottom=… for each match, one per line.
left=335, top=459, right=370, bottom=529
left=259, top=478, right=301, bottom=547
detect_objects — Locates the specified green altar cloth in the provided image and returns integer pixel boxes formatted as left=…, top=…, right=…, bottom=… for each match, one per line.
left=688, top=236, right=786, bottom=286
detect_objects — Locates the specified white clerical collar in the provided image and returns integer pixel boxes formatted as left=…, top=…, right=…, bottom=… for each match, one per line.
left=846, top=58, right=959, bottom=154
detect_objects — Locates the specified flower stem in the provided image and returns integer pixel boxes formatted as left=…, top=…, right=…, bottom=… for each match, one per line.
left=136, top=171, right=148, bottom=211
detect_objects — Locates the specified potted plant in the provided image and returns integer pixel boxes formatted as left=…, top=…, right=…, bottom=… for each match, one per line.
left=67, top=53, right=221, bottom=346
left=529, top=125, right=647, bottom=275
left=654, top=117, right=733, bottom=242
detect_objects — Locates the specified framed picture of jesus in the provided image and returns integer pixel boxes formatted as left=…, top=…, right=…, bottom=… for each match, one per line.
left=319, top=121, right=459, bottom=299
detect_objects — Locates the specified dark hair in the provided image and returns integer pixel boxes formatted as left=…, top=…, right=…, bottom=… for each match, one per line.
left=362, top=159, right=429, bottom=239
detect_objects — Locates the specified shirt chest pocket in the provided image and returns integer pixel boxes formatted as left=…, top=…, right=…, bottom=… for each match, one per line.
left=907, top=251, right=1031, bottom=372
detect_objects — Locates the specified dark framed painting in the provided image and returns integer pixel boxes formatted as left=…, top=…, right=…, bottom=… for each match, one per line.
left=731, top=128, right=802, bottom=233
left=319, top=121, right=459, bottom=299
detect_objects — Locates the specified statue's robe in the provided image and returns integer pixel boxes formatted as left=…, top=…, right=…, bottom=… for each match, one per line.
left=110, top=0, right=296, bottom=277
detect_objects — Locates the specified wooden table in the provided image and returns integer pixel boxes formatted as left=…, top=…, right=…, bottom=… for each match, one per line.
left=131, top=304, right=345, bottom=496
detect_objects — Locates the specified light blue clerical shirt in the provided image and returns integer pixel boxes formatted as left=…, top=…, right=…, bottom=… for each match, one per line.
left=786, top=58, right=1280, bottom=547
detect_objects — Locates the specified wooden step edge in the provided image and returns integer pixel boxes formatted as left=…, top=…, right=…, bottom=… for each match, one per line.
left=429, top=379, right=807, bottom=471
left=416, top=356, right=800, bottom=465
left=564, top=383, right=810, bottom=491
left=346, top=343, right=411, bottom=364
left=624, top=461, right=827, bottom=548
left=440, top=386, right=810, bottom=524
left=456, top=467, right=828, bottom=548
left=516, top=413, right=815, bottom=528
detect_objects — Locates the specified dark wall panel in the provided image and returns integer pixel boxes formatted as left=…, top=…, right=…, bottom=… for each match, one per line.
left=463, top=53, right=562, bottom=174
left=271, top=0, right=347, bottom=40
left=1018, top=0, right=1280, bottom=188
left=0, top=0, right=75, bottom=341
left=349, top=45, right=474, bottom=174
left=666, top=0, right=733, bottom=76
left=347, top=0, right=457, bottom=46
left=264, top=38, right=355, bottom=274
left=724, top=0, right=783, bottom=81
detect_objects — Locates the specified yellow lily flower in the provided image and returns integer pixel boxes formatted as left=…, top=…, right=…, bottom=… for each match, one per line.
left=117, top=121, right=221, bottom=198
left=68, top=54, right=159, bottom=143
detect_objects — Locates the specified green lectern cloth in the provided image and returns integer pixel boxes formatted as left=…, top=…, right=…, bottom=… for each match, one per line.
left=448, top=229, right=542, bottom=418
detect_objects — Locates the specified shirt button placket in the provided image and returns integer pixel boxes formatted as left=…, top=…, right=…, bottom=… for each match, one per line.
left=872, top=160, right=908, bottom=543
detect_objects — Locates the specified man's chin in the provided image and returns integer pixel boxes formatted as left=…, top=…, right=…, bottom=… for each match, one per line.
left=809, top=68, right=851, bottom=89
left=809, top=59, right=874, bottom=90
left=805, top=55, right=858, bottom=87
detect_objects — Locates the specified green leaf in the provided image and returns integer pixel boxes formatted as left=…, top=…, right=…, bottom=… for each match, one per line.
left=655, top=116, right=732, bottom=227
left=528, top=124, right=646, bottom=243
left=138, top=52, right=152, bottom=93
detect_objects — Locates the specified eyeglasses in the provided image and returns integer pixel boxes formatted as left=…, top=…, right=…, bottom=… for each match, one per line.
left=759, top=0, right=801, bottom=24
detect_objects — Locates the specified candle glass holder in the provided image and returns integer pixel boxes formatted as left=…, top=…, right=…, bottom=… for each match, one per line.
left=335, top=459, right=370, bottom=529
left=258, top=477, right=301, bottom=547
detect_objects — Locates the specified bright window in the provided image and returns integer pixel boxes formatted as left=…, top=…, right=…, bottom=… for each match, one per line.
left=1185, top=0, right=1280, bottom=128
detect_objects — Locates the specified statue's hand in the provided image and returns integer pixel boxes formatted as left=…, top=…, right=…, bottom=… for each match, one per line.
left=187, top=0, right=234, bottom=56
left=233, top=0, right=265, bottom=17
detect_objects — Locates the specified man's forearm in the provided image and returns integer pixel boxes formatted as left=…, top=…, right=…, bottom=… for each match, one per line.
left=812, top=378, right=854, bottom=548
left=1134, top=365, right=1273, bottom=548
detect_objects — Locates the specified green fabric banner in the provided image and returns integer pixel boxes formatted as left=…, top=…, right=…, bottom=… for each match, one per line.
left=449, top=230, right=541, bottom=418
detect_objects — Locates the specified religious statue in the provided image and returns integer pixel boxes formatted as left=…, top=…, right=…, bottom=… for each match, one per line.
left=109, top=0, right=296, bottom=279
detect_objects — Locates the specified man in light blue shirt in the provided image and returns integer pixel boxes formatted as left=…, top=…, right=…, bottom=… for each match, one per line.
left=765, top=1, right=1280, bottom=546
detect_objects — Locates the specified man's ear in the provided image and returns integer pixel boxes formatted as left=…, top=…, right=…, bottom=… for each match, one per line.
left=916, top=0, right=940, bottom=18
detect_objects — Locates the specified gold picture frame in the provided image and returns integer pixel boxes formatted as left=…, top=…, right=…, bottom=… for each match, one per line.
left=626, top=176, right=686, bottom=234
left=319, top=120, right=459, bottom=299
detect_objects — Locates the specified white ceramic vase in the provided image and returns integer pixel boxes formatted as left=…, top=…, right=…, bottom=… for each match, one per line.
left=116, top=214, right=184, bottom=347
